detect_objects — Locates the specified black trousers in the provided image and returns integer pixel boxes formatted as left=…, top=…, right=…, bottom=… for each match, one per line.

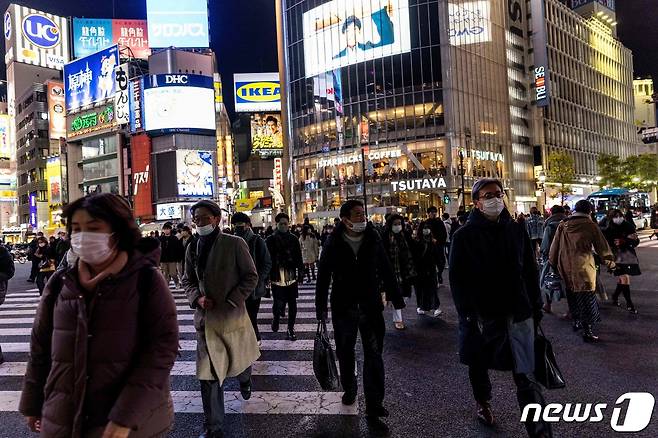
left=29, top=259, right=39, bottom=281
left=200, top=366, right=251, bottom=434
left=333, top=306, right=385, bottom=408
left=272, top=283, right=298, bottom=330
left=36, top=271, right=53, bottom=296
left=468, top=365, right=551, bottom=437
left=246, top=297, right=261, bottom=341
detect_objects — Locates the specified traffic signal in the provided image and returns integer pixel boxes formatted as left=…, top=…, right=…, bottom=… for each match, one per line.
left=443, top=194, right=450, bottom=204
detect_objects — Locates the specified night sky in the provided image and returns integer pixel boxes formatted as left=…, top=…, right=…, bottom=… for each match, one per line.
left=0, top=0, right=655, bottom=119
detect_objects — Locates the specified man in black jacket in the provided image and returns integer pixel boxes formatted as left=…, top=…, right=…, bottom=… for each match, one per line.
left=160, top=222, right=185, bottom=289
left=426, top=206, right=447, bottom=283
left=316, top=200, right=404, bottom=420
left=0, top=243, right=15, bottom=363
left=266, top=213, right=304, bottom=341
left=232, top=213, right=272, bottom=345
left=449, top=179, right=549, bottom=438
left=27, top=232, right=44, bottom=283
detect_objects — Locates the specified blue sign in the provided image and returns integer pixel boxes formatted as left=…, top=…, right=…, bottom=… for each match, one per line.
left=4, top=12, right=11, bottom=39
left=22, top=14, right=61, bottom=49
left=29, top=193, right=37, bottom=228
left=64, top=45, right=119, bottom=113
left=144, top=74, right=214, bottom=90
left=72, top=18, right=112, bottom=59
left=146, top=0, right=210, bottom=48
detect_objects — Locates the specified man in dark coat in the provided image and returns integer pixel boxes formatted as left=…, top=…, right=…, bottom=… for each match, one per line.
left=180, top=226, right=198, bottom=274
left=266, top=213, right=304, bottom=341
left=160, top=222, right=185, bottom=289
left=232, top=212, right=272, bottom=344
left=27, top=232, right=44, bottom=283
left=316, top=200, right=404, bottom=420
left=449, top=178, right=550, bottom=438
left=425, top=206, right=447, bottom=283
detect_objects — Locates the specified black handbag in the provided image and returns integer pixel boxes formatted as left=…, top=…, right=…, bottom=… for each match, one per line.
left=313, top=321, right=339, bottom=391
left=534, top=324, right=566, bottom=389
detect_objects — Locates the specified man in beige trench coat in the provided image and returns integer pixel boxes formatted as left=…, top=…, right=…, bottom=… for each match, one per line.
left=182, top=200, right=260, bottom=438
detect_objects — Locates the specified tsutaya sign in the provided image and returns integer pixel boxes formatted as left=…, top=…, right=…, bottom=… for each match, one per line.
left=469, top=149, right=504, bottom=161
left=391, top=177, right=447, bottom=192
left=317, top=148, right=402, bottom=168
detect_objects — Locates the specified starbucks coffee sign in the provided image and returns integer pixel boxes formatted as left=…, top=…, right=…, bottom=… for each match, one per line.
left=391, top=177, right=447, bottom=192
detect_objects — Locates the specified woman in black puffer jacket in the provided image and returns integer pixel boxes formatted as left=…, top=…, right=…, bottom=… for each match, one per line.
left=602, top=209, right=641, bottom=313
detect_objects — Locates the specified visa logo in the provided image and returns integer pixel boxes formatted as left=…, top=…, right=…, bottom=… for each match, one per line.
left=236, top=81, right=280, bottom=103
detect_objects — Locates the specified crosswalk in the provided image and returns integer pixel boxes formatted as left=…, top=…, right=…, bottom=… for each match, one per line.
left=0, top=281, right=355, bottom=424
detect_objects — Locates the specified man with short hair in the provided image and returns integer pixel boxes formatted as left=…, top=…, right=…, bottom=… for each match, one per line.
left=232, top=212, right=272, bottom=345
left=160, top=222, right=185, bottom=289
left=450, top=179, right=550, bottom=437
left=182, top=200, right=259, bottom=438
left=316, top=200, right=404, bottom=420
left=266, top=213, right=304, bottom=341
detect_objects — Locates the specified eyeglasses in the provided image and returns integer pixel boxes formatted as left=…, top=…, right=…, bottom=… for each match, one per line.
left=480, top=192, right=505, bottom=200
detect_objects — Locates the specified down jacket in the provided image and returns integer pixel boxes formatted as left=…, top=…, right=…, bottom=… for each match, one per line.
left=19, top=238, right=179, bottom=437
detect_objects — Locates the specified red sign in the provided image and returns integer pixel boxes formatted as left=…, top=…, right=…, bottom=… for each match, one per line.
left=113, top=20, right=150, bottom=59
left=131, top=134, right=153, bottom=218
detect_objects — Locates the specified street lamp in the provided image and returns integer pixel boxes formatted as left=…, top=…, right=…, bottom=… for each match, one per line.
left=458, top=149, right=465, bottom=209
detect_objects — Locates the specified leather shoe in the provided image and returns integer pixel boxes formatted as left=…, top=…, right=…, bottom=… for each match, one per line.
left=477, top=401, right=495, bottom=427
left=271, top=318, right=279, bottom=333
left=342, top=391, right=357, bottom=406
left=286, top=328, right=297, bottom=341
left=240, top=381, right=252, bottom=400
left=365, top=404, right=389, bottom=418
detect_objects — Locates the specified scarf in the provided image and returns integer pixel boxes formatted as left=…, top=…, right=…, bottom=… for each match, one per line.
left=388, top=232, right=416, bottom=283
left=78, top=251, right=129, bottom=292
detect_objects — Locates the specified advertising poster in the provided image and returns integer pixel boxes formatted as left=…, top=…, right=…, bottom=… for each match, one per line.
left=302, top=0, right=411, bottom=78
left=46, top=81, right=66, bottom=140
left=67, top=104, right=116, bottom=139
left=129, top=77, right=144, bottom=132
left=131, top=134, right=153, bottom=218
left=146, top=0, right=210, bottom=48
left=0, top=115, right=10, bottom=159
left=176, top=150, right=214, bottom=198
left=143, top=74, right=215, bottom=133
left=250, top=113, right=284, bottom=158
left=46, top=156, right=62, bottom=206
left=114, top=64, right=130, bottom=125
left=447, top=1, right=492, bottom=46
left=64, top=45, right=119, bottom=113
left=72, top=19, right=150, bottom=60
left=234, top=73, right=281, bottom=113
left=4, top=5, right=70, bottom=70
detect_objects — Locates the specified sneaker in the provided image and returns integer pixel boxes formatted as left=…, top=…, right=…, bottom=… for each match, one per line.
left=432, top=308, right=443, bottom=317
left=342, top=391, right=357, bottom=406
left=416, top=307, right=426, bottom=315
left=583, top=329, right=600, bottom=343
left=286, top=328, right=297, bottom=341
left=572, top=321, right=582, bottom=332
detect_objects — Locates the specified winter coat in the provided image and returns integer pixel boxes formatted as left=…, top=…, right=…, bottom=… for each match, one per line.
left=299, top=235, right=320, bottom=264
left=426, top=217, right=448, bottom=246
left=181, top=234, right=198, bottom=273
left=266, top=231, right=304, bottom=283
left=238, top=228, right=272, bottom=299
left=159, top=234, right=184, bottom=263
left=449, top=208, right=540, bottom=370
left=19, top=239, right=179, bottom=437
left=412, top=238, right=441, bottom=290
left=540, top=213, right=566, bottom=261
left=182, top=231, right=260, bottom=383
left=539, top=213, right=567, bottom=301
left=316, top=223, right=404, bottom=320
left=381, top=230, right=417, bottom=285
left=548, top=213, right=614, bottom=292
left=526, top=213, right=545, bottom=240
left=602, top=220, right=640, bottom=266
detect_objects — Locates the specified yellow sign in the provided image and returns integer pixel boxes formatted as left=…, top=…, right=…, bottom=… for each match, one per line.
left=249, top=191, right=264, bottom=199
left=235, top=81, right=280, bottom=103
left=46, top=156, right=62, bottom=228
left=235, top=198, right=258, bottom=212
left=0, top=190, right=16, bottom=200
left=214, top=81, right=223, bottom=104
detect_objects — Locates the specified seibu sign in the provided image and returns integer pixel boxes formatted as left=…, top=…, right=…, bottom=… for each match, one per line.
left=391, top=177, right=447, bottom=192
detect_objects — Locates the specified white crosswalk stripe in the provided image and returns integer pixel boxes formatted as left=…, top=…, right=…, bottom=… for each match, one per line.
left=0, top=280, right=356, bottom=418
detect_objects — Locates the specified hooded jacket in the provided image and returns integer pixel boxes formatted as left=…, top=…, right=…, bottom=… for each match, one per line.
left=549, top=213, right=614, bottom=292
left=540, top=212, right=567, bottom=260
left=19, top=238, right=179, bottom=437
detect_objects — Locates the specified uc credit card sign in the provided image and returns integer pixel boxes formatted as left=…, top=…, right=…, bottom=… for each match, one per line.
left=234, top=72, right=281, bottom=113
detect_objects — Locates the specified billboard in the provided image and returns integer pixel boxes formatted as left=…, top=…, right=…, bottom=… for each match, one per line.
left=129, top=77, right=144, bottom=133
left=448, top=1, right=492, bottom=46
left=176, top=150, right=214, bottom=198
left=143, top=74, right=215, bottom=134
left=0, top=115, right=10, bottom=159
left=114, top=64, right=130, bottom=125
left=46, top=81, right=66, bottom=140
left=146, top=0, right=210, bottom=48
left=67, top=104, right=117, bottom=139
left=4, top=5, right=70, bottom=70
left=46, top=156, right=62, bottom=206
left=64, top=45, right=119, bottom=113
left=131, top=133, right=153, bottom=218
left=156, top=203, right=185, bottom=220
left=250, top=113, right=284, bottom=158
left=234, top=73, right=281, bottom=113
left=72, top=18, right=150, bottom=60
left=302, top=0, right=411, bottom=78
left=530, top=0, right=550, bottom=107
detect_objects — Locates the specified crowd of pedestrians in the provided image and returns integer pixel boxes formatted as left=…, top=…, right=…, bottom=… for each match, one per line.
left=2, top=178, right=646, bottom=437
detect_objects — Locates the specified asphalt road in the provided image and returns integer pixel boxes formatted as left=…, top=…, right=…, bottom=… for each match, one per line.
left=0, top=236, right=656, bottom=438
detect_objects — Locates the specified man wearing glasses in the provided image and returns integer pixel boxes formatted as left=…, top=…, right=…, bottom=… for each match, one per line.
left=449, top=179, right=550, bottom=438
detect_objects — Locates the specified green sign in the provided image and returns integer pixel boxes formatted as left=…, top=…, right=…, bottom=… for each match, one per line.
left=70, top=105, right=115, bottom=133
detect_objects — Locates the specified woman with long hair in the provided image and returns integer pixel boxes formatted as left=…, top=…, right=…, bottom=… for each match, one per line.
left=412, top=221, right=442, bottom=317
left=382, top=214, right=416, bottom=330
left=19, top=193, right=179, bottom=437
left=299, top=225, right=320, bottom=282
left=603, top=209, right=641, bottom=314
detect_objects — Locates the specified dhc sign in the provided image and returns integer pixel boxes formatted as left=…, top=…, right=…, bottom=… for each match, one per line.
left=22, top=14, right=61, bottom=49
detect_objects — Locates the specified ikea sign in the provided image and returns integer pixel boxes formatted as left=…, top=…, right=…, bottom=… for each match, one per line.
left=234, top=73, right=281, bottom=113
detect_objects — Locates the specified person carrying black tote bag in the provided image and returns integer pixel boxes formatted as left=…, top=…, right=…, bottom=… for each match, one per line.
left=313, top=320, right=339, bottom=390
left=534, top=324, right=566, bottom=389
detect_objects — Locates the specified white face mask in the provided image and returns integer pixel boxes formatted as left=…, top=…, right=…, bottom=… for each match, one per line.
left=392, top=225, right=403, bottom=234
left=348, top=220, right=367, bottom=233
left=613, top=217, right=624, bottom=225
left=197, top=224, right=216, bottom=236
left=480, top=198, right=505, bottom=218
left=70, top=232, right=115, bottom=265
left=422, top=228, right=432, bottom=236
